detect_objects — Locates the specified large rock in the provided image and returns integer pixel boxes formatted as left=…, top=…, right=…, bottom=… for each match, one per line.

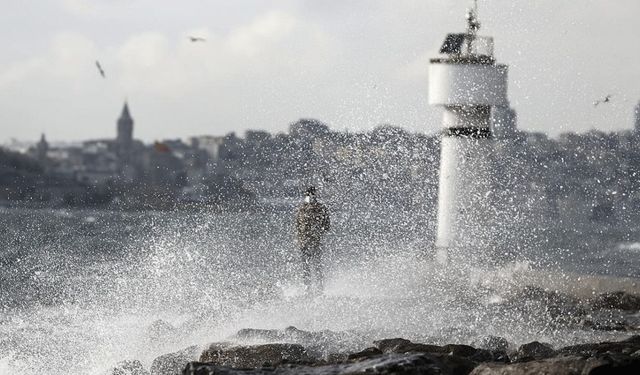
left=183, top=352, right=473, bottom=375
left=373, top=339, right=479, bottom=374
left=150, top=345, right=201, bottom=375
left=234, top=326, right=339, bottom=344
left=373, top=338, right=494, bottom=362
left=432, top=354, right=478, bottom=375
left=472, top=336, right=509, bottom=353
left=471, top=336, right=510, bottom=362
left=199, top=343, right=311, bottom=367
left=471, top=355, right=640, bottom=375
left=347, top=346, right=383, bottom=360
left=374, top=338, right=447, bottom=354
left=558, top=335, right=640, bottom=357
left=233, top=326, right=364, bottom=355
left=510, top=341, right=555, bottom=362
left=234, top=328, right=285, bottom=342
left=591, top=291, right=640, bottom=311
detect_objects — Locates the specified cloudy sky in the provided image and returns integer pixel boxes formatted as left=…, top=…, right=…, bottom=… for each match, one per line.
left=1, top=0, right=639, bottom=143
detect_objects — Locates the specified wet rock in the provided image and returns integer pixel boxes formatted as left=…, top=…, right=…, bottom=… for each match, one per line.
left=347, top=346, right=382, bottom=360
left=443, top=344, right=479, bottom=357
left=370, top=338, right=482, bottom=373
left=624, top=335, right=640, bottom=344
left=283, top=325, right=322, bottom=341
left=105, top=359, right=149, bottom=375
left=472, top=336, right=509, bottom=352
left=232, top=326, right=363, bottom=355
left=471, top=336, right=510, bottom=362
left=199, top=343, right=311, bottom=367
left=510, top=341, right=555, bottom=362
left=150, top=345, right=201, bottom=375
left=442, top=345, right=494, bottom=362
left=373, top=338, right=494, bottom=362
left=591, top=291, right=640, bottom=311
left=234, top=328, right=284, bottom=342
left=431, top=353, right=478, bottom=375
left=558, top=335, right=640, bottom=357
left=324, top=352, right=349, bottom=364
left=234, top=326, right=336, bottom=344
left=374, top=338, right=412, bottom=352
left=184, top=352, right=472, bottom=375
left=470, top=355, right=640, bottom=375
left=374, top=338, right=447, bottom=354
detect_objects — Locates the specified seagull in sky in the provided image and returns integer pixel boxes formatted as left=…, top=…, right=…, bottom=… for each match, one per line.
left=95, top=60, right=106, bottom=78
left=188, top=36, right=206, bottom=42
left=593, top=94, right=612, bottom=107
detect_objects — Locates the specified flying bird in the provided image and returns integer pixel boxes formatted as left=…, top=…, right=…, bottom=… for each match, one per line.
left=593, top=94, right=612, bottom=107
left=188, top=36, right=206, bottom=42
left=95, top=60, right=105, bottom=78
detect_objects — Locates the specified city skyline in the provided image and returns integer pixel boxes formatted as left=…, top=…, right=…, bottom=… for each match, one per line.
left=1, top=0, right=639, bottom=143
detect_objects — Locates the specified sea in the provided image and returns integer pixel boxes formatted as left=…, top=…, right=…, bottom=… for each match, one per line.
left=0, top=206, right=638, bottom=374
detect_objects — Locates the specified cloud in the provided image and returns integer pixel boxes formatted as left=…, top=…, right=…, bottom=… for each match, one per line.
left=108, top=10, right=337, bottom=97
left=4, top=1, right=638, bottom=142
left=0, top=32, right=97, bottom=88
left=0, top=58, right=44, bottom=88
left=226, top=11, right=298, bottom=57
left=0, top=9, right=340, bottom=140
left=60, top=0, right=97, bottom=16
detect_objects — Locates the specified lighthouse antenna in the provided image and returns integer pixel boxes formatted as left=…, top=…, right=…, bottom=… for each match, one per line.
left=466, top=0, right=481, bottom=35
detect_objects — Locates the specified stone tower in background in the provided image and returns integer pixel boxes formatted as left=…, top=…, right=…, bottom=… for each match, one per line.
left=36, top=133, right=49, bottom=169
left=116, top=102, right=134, bottom=179
left=36, top=133, right=49, bottom=163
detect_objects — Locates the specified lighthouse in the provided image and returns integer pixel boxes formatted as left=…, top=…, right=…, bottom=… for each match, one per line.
left=429, top=4, right=509, bottom=260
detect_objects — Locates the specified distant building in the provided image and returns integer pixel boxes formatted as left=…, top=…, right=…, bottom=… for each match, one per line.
left=191, top=135, right=225, bottom=162
left=218, top=132, right=243, bottom=162
left=35, top=133, right=49, bottom=165
left=78, top=140, right=118, bottom=185
left=116, top=102, right=134, bottom=177
left=143, top=141, right=185, bottom=187
left=289, top=118, right=330, bottom=140
left=245, top=130, right=271, bottom=144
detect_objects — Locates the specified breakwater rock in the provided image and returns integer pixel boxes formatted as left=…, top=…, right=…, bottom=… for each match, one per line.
left=157, top=329, right=640, bottom=375
left=98, top=288, right=640, bottom=374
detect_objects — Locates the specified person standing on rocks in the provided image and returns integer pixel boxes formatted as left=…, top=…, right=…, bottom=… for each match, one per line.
left=295, top=186, right=330, bottom=293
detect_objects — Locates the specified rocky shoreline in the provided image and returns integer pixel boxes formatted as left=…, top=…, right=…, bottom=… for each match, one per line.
left=108, top=331, right=640, bottom=375
left=106, top=290, right=640, bottom=375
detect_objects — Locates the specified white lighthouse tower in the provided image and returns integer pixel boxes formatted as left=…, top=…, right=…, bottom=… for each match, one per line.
left=429, top=4, right=509, bottom=260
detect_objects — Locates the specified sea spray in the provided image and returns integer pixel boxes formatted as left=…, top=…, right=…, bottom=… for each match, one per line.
left=0, top=208, right=637, bottom=374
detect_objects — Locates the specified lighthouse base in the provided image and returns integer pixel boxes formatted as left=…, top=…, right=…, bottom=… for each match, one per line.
left=435, top=134, right=496, bottom=262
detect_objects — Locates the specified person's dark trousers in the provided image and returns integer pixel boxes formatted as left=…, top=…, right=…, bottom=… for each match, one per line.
left=301, top=242, right=323, bottom=293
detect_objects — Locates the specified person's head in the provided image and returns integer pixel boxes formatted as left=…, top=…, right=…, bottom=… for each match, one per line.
left=304, top=186, right=317, bottom=203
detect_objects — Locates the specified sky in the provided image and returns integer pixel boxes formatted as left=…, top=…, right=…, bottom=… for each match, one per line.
left=1, top=0, right=639, bottom=143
